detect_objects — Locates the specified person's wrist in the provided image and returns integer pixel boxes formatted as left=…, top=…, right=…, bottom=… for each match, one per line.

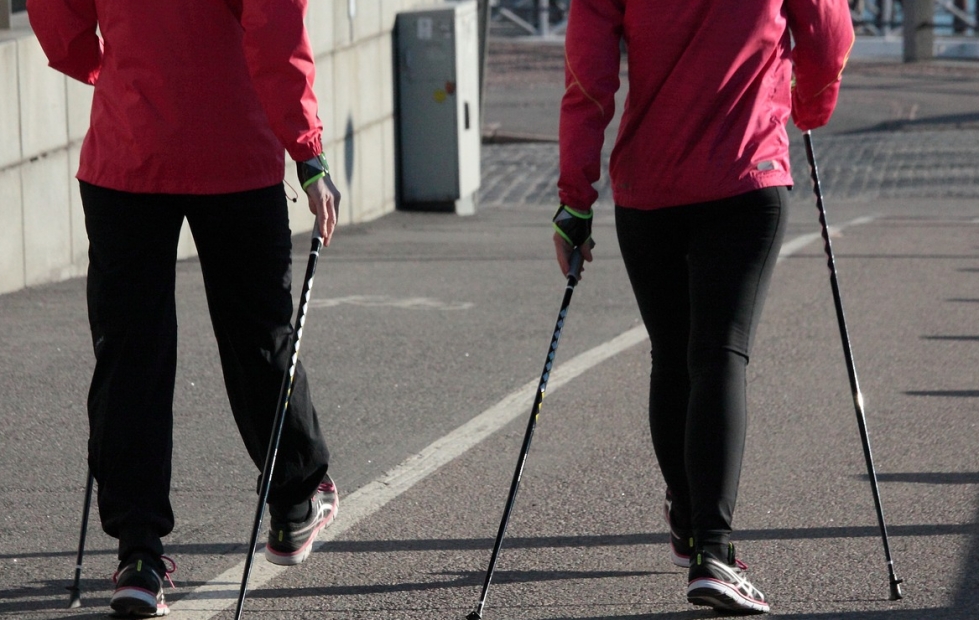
left=297, top=153, right=330, bottom=190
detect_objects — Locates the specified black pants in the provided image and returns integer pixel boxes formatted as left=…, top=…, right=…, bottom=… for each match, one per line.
left=615, top=187, right=787, bottom=550
left=81, top=182, right=330, bottom=560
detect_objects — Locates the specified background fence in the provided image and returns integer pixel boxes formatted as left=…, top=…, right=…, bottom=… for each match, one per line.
left=851, top=0, right=977, bottom=35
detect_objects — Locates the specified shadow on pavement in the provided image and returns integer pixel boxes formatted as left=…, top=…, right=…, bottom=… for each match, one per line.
left=244, top=569, right=657, bottom=599
left=870, top=471, right=979, bottom=484
left=7, top=519, right=979, bottom=562
left=905, top=390, right=979, bottom=397
left=540, top=610, right=966, bottom=620
left=842, top=111, right=979, bottom=134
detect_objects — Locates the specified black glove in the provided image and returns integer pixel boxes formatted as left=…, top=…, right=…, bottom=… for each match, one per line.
left=552, top=204, right=593, bottom=247
left=297, top=153, right=330, bottom=191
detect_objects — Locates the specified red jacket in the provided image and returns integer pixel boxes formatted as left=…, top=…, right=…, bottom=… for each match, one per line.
left=558, top=0, right=854, bottom=211
left=28, top=0, right=322, bottom=194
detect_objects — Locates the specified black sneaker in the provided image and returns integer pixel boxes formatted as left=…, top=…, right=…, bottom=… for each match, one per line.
left=110, top=554, right=174, bottom=617
left=663, top=489, right=692, bottom=568
left=687, top=543, right=768, bottom=614
left=265, top=475, right=338, bottom=566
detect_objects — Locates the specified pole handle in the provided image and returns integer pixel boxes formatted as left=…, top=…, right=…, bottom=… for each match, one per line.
left=312, top=218, right=324, bottom=249
left=567, top=239, right=595, bottom=283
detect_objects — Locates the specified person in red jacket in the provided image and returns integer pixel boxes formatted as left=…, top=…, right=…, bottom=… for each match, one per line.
left=28, top=0, right=341, bottom=615
left=553, top=0, right=853, bottom=614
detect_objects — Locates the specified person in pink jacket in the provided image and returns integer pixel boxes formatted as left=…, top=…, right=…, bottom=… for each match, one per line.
left=28, top=0, right=341, bottom=615
left=552, top=0, right=853, bottom=613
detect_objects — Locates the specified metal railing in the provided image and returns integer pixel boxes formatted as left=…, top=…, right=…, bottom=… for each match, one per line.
left=850, top=0, right=898, bottom=34
left=936, top=0, right=979, bottom=31
left=493, top=0, right=569, bottom=37
left=851, top=0, right=977, bottom=35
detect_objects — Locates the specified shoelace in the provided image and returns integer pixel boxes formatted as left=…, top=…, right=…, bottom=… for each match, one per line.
left=160, top=555, right=177, bottom=588
left=111, top=555, right=177, bottom=588
left=696, top=551, right=750, bottom=572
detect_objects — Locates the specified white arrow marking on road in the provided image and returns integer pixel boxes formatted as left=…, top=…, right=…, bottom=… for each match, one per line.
left=169, top=216, right=874, bottom=618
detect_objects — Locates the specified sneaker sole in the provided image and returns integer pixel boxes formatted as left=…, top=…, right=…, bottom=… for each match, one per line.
left=110, top=588, right=169, bottom=617
left=688, top=579, right=769, bottom=614
left=264, top=502, right=338, bottom=566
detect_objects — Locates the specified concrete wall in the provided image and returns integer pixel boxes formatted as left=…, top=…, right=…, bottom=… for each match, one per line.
left=0, top=0, right=445, bottom=295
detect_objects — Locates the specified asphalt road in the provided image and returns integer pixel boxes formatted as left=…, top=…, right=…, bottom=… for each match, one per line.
left=1, top=39, right=978, bottom=619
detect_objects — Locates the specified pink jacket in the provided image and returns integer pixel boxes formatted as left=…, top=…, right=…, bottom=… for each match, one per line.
left=28, top=0, right=322, bottom=194
left=558, top=0, right=854, bottom=211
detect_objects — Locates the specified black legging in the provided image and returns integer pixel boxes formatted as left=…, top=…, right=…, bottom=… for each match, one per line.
left=616, top=186, right=787, bottom=550
left=81, top=182, right=331, bottom=561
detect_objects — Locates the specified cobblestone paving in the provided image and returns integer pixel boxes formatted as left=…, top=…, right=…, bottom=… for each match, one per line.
left=478, top=128, right=979, bottom=208
left=792, top=129, right=979, bottom=202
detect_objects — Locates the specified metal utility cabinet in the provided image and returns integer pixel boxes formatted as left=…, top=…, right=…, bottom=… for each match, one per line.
left=395, top=1, right=481, bottom=215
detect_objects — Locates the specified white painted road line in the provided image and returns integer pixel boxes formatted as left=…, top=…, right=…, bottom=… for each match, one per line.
left=169, top=217, right=874, bottom=617
left=777, top=216, right=876, bottom=261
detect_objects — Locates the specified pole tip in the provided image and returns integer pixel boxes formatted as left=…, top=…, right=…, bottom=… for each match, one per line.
left=889, top=579, right=904, bottom=601
left=67, top=590, right=81, bottom=608
left=466, top=611, right=482, bottom=620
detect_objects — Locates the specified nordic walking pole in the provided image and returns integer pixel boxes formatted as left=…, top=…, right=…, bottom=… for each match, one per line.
left=66, top=469, right=95, bottom=608
left=234, top=224, right=325, bottom=619
left=803, top=130, right=903, bottom=601
left=467, top=241, right=594, bottom=620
